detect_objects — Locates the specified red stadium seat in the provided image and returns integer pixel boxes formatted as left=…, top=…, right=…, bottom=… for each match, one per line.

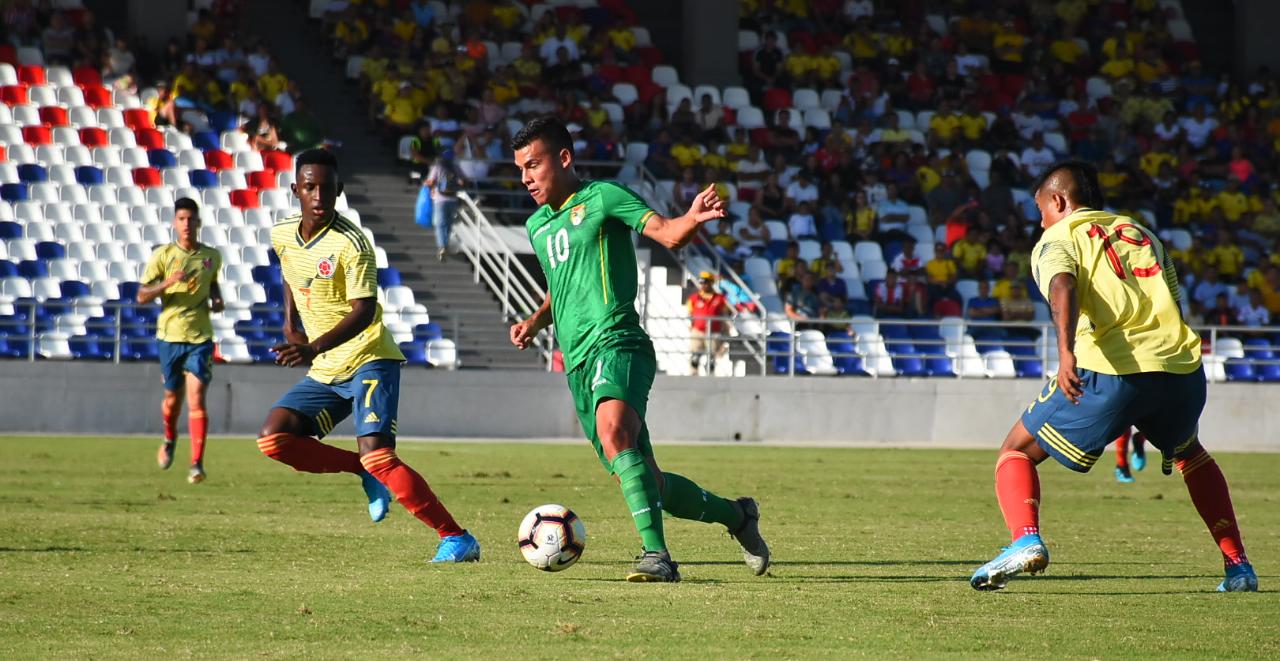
left=81, top=85, right=112, bottom=109
left=134, top=128, right=164, bottom=150
left=17, top=65, right=45, bottom=86
left=122, top=108, right=154, bottom=131
left=1, top=85, right=29, bottom=106
left=0, top=45, right=16, bottom=66
left=71, top=65, right=102, bottom=87
left=229, top=189, right=259, bottom=209
left=247, top=170, right=276, bottom=190
left=203, top=149, right=232, bottom=171
left=763, top=88, right=792, bottom=111
left=22, top=126, right=52, bottom=146
left=131, top=167, right=162, bottom=188
left=621, top=65, right=650, bottom=86
left=38, top=106, right=69, bottom=127
left=0, top=145, right=7, bottom=162
left=260, top=149, right=291, bottom=173
left=78, top=127, right=107, bottom=147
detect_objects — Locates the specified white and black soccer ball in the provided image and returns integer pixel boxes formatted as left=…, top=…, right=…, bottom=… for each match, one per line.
left=517, top=504, right=587, bottom=571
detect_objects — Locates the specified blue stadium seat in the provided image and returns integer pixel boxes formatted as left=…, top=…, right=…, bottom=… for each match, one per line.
left=400, top=341, right=428, bottom=365
left=767, top=331, right=796, bottom=374
left=909, top=323, right=941, bottom=341
left=926, top=356, right=956, bottom=377
left=34, top=242, right=65, bottom=261
left=413, top=322, right=443, bottom=340
left=69, top=335, right=103, bottom=359
left=147, top=149, right=177, bottom=169
left=192, top=130, right=220, bottom=151
left=16, top=163, right=47, bottom=183
left=264, top=283, right=285, bottom=304
left=820, top=221, right=845, bottom=242
left=0, top=183, right=29, bottom=202
left=267, top=249, right=280, bottom=265
left=189, top=169, right=218, bottom=189
left=60, top=280, right=91, bottom=299
left=252, top=265, right=282, bottom=285
left=895, top=355, right=928, bottom=377
left=0, top=221, right=21, bottom=240
left=18, top=259, right=48, bottom=278
left=825, top=332, right=865, bottom=375
left=377, top=267, right=402, bottom=287
left=765, top=240, right=790, bottom=260
left=0, top=260, right=17, bottom=277
left=880, top=323, right=910, bottom=339
left=208, top=111, right=239, bottom=133
left=74, top=165, right=105, bottom=185
left=1225, top=360, right=1256, bottom=382
left=124, top=336, right=158, bottom=361
left=118, top=281, right=142, bottom=301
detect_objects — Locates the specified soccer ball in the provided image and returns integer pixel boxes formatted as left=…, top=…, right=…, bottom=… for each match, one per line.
left=517, top=504, right=587, bottom=571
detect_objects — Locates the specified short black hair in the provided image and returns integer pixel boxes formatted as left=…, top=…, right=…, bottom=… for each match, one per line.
left=510, top=115, right=573, bottom=156
left=1032, top=159, right=1105, bottom=209
left=174, top=197, right=199, bottom=216
left=294, top=147, right=339, bottom=178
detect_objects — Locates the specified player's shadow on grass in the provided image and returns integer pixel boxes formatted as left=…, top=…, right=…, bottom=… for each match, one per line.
left=679, top=560, right=986, bottom=567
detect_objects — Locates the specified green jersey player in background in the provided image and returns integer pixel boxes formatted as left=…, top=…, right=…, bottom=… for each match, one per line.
left=508, top=116, right=770, bottom=583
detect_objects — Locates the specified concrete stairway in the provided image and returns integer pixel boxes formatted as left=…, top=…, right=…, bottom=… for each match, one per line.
left=240, top=1, right=540, bottom=370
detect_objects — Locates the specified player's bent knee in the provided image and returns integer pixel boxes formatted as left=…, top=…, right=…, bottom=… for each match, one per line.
left=259, top=407, right=307, bottom=440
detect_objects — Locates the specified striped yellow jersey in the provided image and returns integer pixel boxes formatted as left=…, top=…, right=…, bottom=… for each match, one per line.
left=1033, top=208, right=1201, bottom=375
left=271, top=212, right=403, bottom=384
left=140, top=242, right=222, bottom=343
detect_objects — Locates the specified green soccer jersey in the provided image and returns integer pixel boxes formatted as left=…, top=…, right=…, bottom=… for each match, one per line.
left=526, top=180, right=657, bottom=371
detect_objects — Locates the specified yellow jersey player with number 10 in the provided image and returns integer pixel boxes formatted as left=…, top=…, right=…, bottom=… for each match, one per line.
left=970, top=160, right=1255, bottom=593
left=255, top=148, right=479, bottom=563
left=137, top=197, right=223, bottom=484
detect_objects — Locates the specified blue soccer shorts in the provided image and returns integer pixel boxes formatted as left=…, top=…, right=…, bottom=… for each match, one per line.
left=1020, top=366, right=1207, bottom=473
left=157, top=340, right=214, bottom=391
left=273, top=359, right=401, bottom=439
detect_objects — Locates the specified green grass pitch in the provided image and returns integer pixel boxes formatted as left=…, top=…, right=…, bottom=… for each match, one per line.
left=1, top=435, right=1277, bottom=658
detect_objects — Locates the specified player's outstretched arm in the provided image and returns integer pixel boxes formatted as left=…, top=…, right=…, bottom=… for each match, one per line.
left=1049, top=272, right=1082, bottom=403
left=274, top=297, right=376, bottom=367
left=641, top=185, right=727, bottom=250
left=510, top=293, right=553, bottom=350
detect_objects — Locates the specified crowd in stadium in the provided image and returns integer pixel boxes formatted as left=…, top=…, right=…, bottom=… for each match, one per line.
left=324, top=0, right=1280, bottom=335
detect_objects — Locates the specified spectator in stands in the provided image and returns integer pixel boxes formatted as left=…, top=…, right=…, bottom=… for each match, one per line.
left=644, top=129, right=678, bottom=179
left=687, top=272, right=732, bottom=375
left=41, top=11, right=77, bottom=65
left=281, top=98, right=324, bottom=153
left=735, top=144, right=771, bottom=198
left=776, top=242, right=806, bottom=292
left=673, top=168, right=701, bottom=209
left=811, top=241, right=842, bottom=278
left=425, top=150, right=468, bottom=261
left=874, top=271, right=922, bottom=319
left=749, top=31, right=786, bottom=96
left=737, top=208, right=771, bottom=256
left=1181, top=104, right=1219, bottom=151
left=696, top=94, right=726, bottom=142
left=786, top=271, right=825, bottom=329
left=1206, top=292, right=1237, bottom=326
left=926, top=171, right=967, bottom=225
left=875, top=184, right=911, bottom=240
left=750, top=173, right=784, bottom=220
left=844, top=190, right=877, bottom=242
left=1210, top=230, right=1246, bottom=280
left=788, top=202, right=818, bottom=241
left=891, top=238, right=924, bottom=276
left=817, top=268, right=850, bottom=319
left=952, top=230, right=988, bottom=279
left=967, top=279, right=1002, bottom=327
left=925, top=241, right=959, bottom=300
left=383, top=83, right=423, bottom=136
left=1193, top=267, right=1229, bottom=309
left=1020, top=132, right=1057, bottom=180
left=105, top=37, right=137, bottom=84
left=243, top=104, right=282, bottom=152
left=709, top=220, right=740, bottom=260
left=1238, top=290, right=1271, bottom=328
left=929, top=100, right=962, bottom=147
left=999, top=282, right=1037, bottom=338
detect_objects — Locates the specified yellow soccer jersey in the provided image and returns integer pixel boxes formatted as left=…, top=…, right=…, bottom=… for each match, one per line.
left=271, top=213, right=403, bottom=384
left=141, top=243, right=222, bottom=343
left=1033, top=209, right=1200, bottom=376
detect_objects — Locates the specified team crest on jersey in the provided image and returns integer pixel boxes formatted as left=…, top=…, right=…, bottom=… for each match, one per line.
left=316, top=255, right=336, bottom=279
left=570, top=204, right=586, bottom=226
left=201, top=258, right=212, bottom=270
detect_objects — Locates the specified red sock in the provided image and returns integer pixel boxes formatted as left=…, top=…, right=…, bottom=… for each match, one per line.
left=1178, top=448, right=1248, bottom=566
left=995, top=451, right=1040, bottom=541
left=189, top=409, right=207, bottom=464
left=161, top=399, right=178, bottom=442
left=361, top=448, right=464, bottom=538
left=256, top=433, right=362, bottom=474
left=1115, top=430, right=1130, bottom=470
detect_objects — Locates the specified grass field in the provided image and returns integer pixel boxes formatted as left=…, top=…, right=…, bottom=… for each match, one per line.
left=0, top=436, right=1276, bottom=659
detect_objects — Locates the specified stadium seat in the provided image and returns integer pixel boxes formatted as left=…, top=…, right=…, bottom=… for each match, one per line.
left=79, top=127, right=108, bottom=147
left=21, top=125, right=52, bottom=145
left=229, top=189, right=259, bottom=209
left=203, top=150, right=232, bottom=171
left=261, top=150, right=292, bottom=173
left=81, top=85, right=112, bottom=109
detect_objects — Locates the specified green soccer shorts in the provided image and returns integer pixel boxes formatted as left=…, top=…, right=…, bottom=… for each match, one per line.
left=566, top=343, right=657, bottom=474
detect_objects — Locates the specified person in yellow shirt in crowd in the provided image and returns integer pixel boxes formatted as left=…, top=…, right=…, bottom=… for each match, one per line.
left=879, top=22, right=914, bottom=59
left=1135, top=47, right=1170, bottom=85
left=1170, top=235, right=1206, bottom=275
left=1100, top=54, right=1136, bottom=81
left=1173, top=185, right=1215, bottom=226
left=925, top=241, right=959, bottom=297
left=811, top=45, right=842, bottom=85
left=959, top=99, right=987, bottom=148
left=1055, top=0, right=1088, bottom=27
left=952, top=231, right=988, bottom=278
left=929, top=100, right=962, bottom=147
left=992, top=21, right=1027, bottom=73
left=1208, top=230, right=1245, bottom=279
left=1139, top=141, right=1177, bottom=178
left=1102, top=23, right=1142, bottom=62
left=1096, top=158, right=1130, bottom=204
left=511, top=42, right=543, bottom=95
left=1253, top=197, right=1280, bottom=239
left=487, top=66, right=521, bottom=105
left=1251, top=266, right=1280, bottom=315
left=775, top=242, right=806, bottom=283
left=845, top=20, right=879, bottom=62
left=1049, top=24, right=1085, bottom=67
left=916, top=157, right=942, bottom=196
left=671, top=135, right=704, bottom=170
left=991, top=262, right=1022, bottom=301
left=1214, top=178, right=1260, bottom=223
left=784, top=48, right=814, bottom=87
left=334, top=9, right=371, bottom=58
left=383, top=83, right=422, bottom=134
left=258, top=60, right=290, bottom=102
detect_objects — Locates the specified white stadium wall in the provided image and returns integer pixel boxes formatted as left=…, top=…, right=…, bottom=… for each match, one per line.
left=1, top=363, right=1276, bottom=451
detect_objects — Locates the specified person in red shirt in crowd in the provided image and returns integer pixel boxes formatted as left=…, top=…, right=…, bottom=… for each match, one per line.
left=687, top=271, right=732, bottom=375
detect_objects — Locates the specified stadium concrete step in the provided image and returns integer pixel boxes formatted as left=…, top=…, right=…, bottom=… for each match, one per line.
left=242, top=0, right=541, bottom=370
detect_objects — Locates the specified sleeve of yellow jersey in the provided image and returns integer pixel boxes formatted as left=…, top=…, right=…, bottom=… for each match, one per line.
left=140, top=246, right=166, bottom=285
left=343, top=236, right=379, bottom=300
left=1033, top=237, right=1079, bottom=301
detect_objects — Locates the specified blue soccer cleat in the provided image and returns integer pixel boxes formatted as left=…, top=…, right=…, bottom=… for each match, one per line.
left=431, top=531, right=481, bottom=563
left=1115, top=466, right=1135, bottom=483
left=1131, top=446, right=1147, bottom=472
left=971, top=533, right=1050, bottom=591
left=1217, top=562, right=1258, bottom=592
left=360, top=472, right=391, bottom=523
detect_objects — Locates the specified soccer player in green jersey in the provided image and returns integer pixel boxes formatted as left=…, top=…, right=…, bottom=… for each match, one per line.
left=508, top=115, right=770, bottom=583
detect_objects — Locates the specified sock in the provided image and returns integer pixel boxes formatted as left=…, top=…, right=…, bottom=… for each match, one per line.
left=1177, top=448, right=1248, bottom=566
left=1133, top=432, right=1146, bottom=457
left=360, top=448, right=464, bottom=538
left=661, top=472, right=744, bottom=529
left=611, top=449, right=666, bottom=552
left=189, top=409, right=207, bottom=465
left=256, top=433, right=363, bottom=474
left=1115, top=430, right=1130, bottom=470
left=161, top=399, right=178, bottom=443
left=995, top=451, right=1040, bottom=541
